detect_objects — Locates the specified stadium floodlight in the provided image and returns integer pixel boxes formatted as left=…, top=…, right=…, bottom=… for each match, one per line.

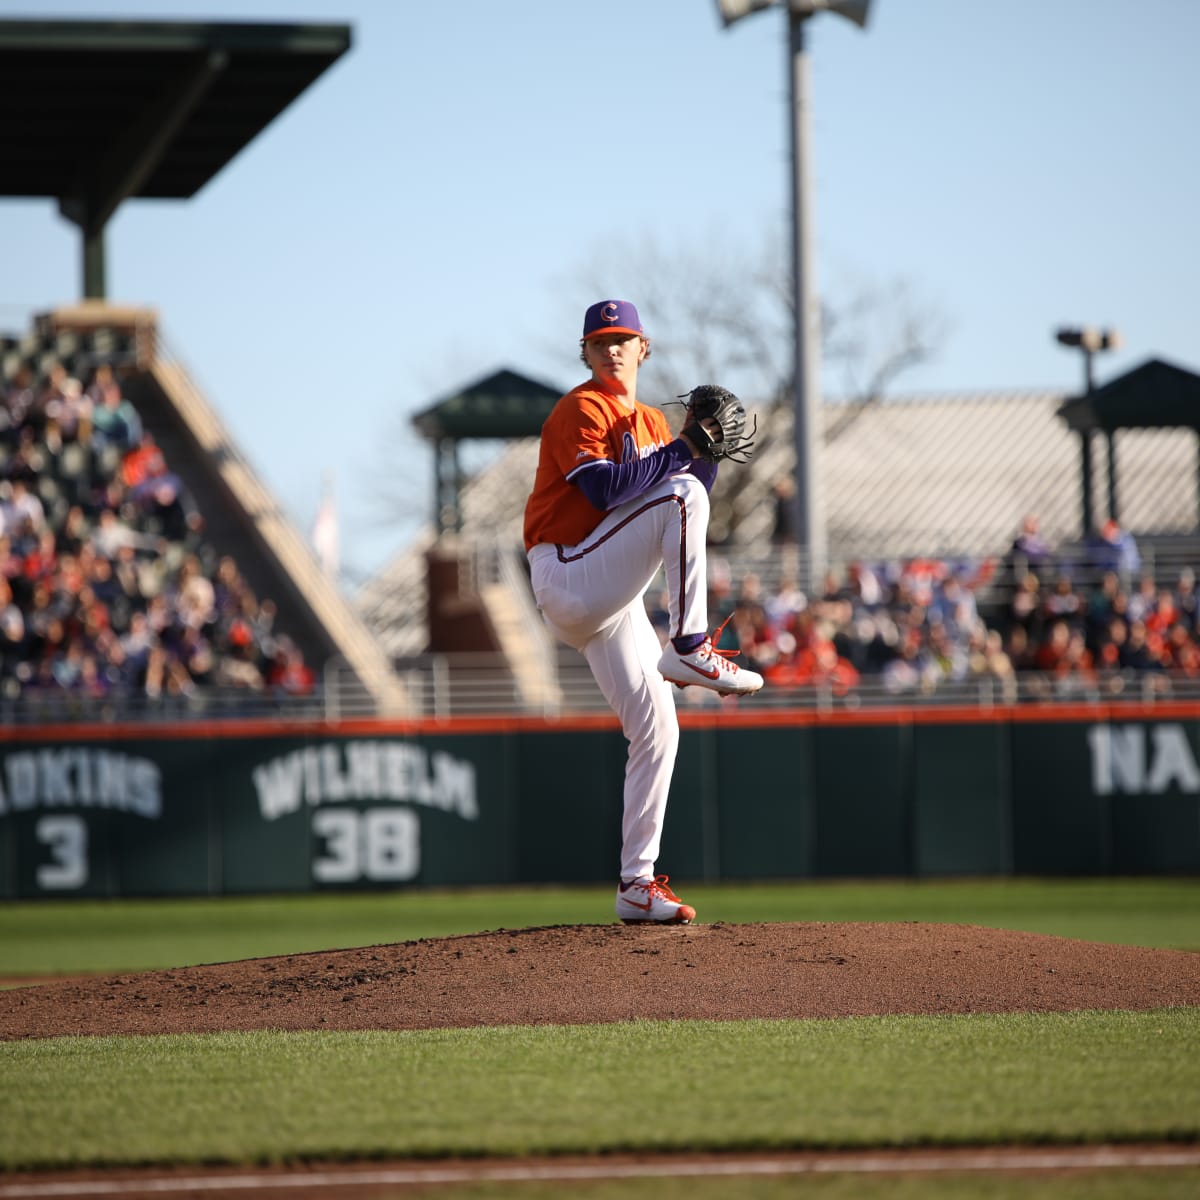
left=717, top=0, right=872, bottom=30
left=714, top=0, right=873, bottom=584
left=1055, top=326, right=1122, bottom=357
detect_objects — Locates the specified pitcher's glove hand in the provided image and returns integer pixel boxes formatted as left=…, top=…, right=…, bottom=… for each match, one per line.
left=679, top=384, right=757, bottom=463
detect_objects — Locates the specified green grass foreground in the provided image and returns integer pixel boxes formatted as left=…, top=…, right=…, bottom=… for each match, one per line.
left=2, top=1009, right=1198, bottom=1170
left=2, top=877, right=1198, bottom=977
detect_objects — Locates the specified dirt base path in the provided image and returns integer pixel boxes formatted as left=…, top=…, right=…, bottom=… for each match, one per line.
left=3, top=920, right=1199, bottom=1040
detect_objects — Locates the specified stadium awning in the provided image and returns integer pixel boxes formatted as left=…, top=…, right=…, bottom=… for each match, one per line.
left=0, top=18, right=351, bottom=295
left=1056, top=358, right=1200, bottom=433
left=413, top=369, right=565, bottom=441
left=1056, top=357, right=1200, bottom=536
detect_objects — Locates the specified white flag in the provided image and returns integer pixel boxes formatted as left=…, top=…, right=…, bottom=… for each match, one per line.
left=311, top=473, right=339, bottom=580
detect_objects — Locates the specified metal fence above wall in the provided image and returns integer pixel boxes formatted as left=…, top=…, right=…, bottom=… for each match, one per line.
left=5, top=656, right=1200, bottom=726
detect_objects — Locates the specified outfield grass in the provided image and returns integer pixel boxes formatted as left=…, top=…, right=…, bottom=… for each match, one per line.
left=2, top=878, right=1198, bottom=1192
left=3, top=1009, right=1198, bottom=1170
left=1, top=876, right=1198, bottom=977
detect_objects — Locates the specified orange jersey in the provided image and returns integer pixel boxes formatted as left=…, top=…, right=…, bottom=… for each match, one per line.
left=524, top=382, right=672, bottom=551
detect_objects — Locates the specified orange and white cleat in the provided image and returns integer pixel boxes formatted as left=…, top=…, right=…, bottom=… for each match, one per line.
left=616, top=875, right=697, bottom=925
left=657, top=633, right=763, bottom=696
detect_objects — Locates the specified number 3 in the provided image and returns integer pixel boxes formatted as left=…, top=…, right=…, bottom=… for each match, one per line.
left=36, top=815, right=89, bottom=890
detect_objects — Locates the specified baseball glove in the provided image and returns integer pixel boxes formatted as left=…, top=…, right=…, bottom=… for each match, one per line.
left=679, top=384, right=757, bottom=463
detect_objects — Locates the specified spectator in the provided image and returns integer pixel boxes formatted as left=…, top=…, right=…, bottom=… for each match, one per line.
left=212, top=555, right=248, bottom=621
left=137, top=475, right=203, bottom=547
left=266, top=636, right=315, bottom=697
left=1004, top=624, right=1038, bottom=673
left=1034, top=618, right=1072, bottom=674
left=924, top=621, right=970, bottom=686
left=143, top=642, right=195, bottom=700
left=1095, top=614, right=1129, bottom=674
left=0, top=534, right=21, bottom=589
left=1085, top=570, right=1123, bottom=649
left=928, top=567, right=979, bottom=643
left=966, top=627, right=1017, bottom=703
left=177, top=626, right=217, bottom=689
left=1009, top=512, right=1055, bottom=573
left=1120, top=619, right=1164, bottom=674
left=88, top=365, right=142, bottom=451
left=1007, top=571, right=1043, bottom=640
left=120, top=431, right=168, bottom=491
left=1041, top=573, right=1085, bottom=630
left=171, top=554, right=216, bottom=632
left=880, top=628, right=937, bottom=695
left=728, top=572, right=773, bottom=671
left=844, top=559, right=886, bottom=611
left=1144, top=587, right=1179, bottom=641
left=44, top=375, right=92, bottom=443
left=1053, top=628, right=1097, bottom=698
left=770, top=477, right=797, bottom=545
left=92, top=507, right=151, bottom=560
left=764, top=573, right=807, bottom=635
left=1163, top=622, right=1200, bottom=678
left=56, top=505, right=90, bottom=557
left=1, top=477, right=46, bottom=539
left=1174, top=568, right=1200, bottom=633
left=216, top=633, right=265, bottom=690
left=1085, top=518, right=1141, bottom=579
left=118, top=610, right=155, bottom=683
left=1125, top=575, right=1160, bottom=627
left=0, top=577, right=25, bottom=680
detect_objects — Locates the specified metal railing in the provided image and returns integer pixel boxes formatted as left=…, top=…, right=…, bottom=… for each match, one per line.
left=2, top=657, right=1196, bottom=725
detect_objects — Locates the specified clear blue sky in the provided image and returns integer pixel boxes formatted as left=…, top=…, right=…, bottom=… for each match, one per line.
left=2, top=0, right=1196, bottom=585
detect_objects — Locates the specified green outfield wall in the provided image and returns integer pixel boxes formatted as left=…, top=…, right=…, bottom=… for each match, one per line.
left=1, top=704, right=1198, bottom=898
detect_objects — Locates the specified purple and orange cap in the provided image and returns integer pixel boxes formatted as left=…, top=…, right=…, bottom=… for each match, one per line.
left=582, top=299, right=645, bottom=341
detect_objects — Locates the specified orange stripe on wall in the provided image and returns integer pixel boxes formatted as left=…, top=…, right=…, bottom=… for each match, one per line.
left=5, top=701, right=1200, bottom=744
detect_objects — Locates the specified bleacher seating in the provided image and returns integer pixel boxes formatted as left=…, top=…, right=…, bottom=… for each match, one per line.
left=0, top=321, right=324, bottom=721
left=360, top=385, right=1200, bottom=715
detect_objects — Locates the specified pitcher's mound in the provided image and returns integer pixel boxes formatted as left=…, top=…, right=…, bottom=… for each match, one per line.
left=3, top=921, right=1198, bottom=1040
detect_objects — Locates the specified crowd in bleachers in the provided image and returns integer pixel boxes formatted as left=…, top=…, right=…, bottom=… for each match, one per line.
left=647, top=510, right=1200, bottom=703
left=0, top=356, right=314, bottom=714
left=8, top=336, right=1200, bottom=715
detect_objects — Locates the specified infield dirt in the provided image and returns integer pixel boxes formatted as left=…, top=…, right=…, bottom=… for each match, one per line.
left=3, top=920, right=1199, bottom=1040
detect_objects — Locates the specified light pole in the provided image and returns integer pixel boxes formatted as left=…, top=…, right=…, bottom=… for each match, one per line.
left=1055, top=325, right=1122, bottom=535
left=716, top=0, right=873, bottom=586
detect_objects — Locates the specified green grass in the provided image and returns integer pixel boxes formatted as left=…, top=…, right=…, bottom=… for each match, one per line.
left=1, top=876, right=1198, bottom=977
left=2, top=878, right=1198, bottom=1192
left=3, top=1009, right=1198, bottom=1170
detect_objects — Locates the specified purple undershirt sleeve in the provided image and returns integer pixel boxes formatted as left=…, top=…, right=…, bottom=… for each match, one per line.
left=688, top=458, right=718, bottom=493
left=572, top=439, right=700, bottom=511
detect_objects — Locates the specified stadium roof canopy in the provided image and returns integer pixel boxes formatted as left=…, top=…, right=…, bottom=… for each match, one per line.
left=1056, top=357, right=1200, bottom=536
left=412, top=368, right=566, bottom=536
left=0, top=18, right=351, bottom=295
left=412, top=369, right=565, bottom=441
left=1056, top=358, right=1200, bottom=433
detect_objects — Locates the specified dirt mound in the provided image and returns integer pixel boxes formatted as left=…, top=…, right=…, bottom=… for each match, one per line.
left=2, top=921, right=1198, bottom=1041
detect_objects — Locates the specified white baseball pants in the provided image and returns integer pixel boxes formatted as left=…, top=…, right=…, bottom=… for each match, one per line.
left=527, top=473, right=711, bottom=880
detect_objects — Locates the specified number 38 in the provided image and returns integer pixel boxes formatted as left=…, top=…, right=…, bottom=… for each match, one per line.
left=312, top=808, right=420, bottom=883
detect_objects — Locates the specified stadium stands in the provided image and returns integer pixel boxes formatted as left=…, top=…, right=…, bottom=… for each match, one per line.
left=360, top=381, right=1200, bottom=714
left=1, top=304, right=406, bottom=721
left=8, top=303, right=1200, bottom=720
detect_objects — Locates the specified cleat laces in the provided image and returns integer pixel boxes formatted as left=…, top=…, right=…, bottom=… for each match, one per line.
left=701, top=614, right=743, bottom=672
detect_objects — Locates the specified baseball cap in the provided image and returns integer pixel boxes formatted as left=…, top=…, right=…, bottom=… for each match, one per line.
left=582, top=299, right=644, bottom=340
